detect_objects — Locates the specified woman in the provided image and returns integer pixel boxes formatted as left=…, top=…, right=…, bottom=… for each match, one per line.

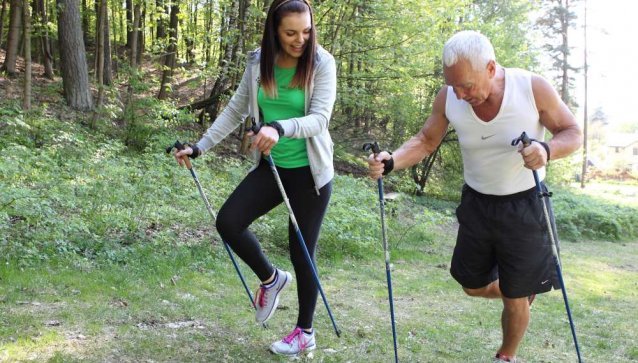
left=173, top=0, right=336, bottom=356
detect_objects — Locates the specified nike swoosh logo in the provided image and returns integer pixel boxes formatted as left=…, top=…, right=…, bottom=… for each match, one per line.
left=481, top=134, right=496, bottom=140
left=541, top=279, right=550, bottom=285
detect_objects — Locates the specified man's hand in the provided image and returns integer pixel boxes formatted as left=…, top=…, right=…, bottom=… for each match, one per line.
left=519, top=142, right=548, bottom=170
left=367, top=151, right=392, bottom=179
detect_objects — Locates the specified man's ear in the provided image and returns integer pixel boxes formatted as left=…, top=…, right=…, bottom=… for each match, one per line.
left=486, top=60, right=496, bottom=77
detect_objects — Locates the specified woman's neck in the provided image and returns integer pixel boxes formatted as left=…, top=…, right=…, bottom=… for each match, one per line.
left=276, top=53, right=298, bottom=69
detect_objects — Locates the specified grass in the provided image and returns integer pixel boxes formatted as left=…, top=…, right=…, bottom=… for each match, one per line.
left=2, top=225, right=637, bottom=362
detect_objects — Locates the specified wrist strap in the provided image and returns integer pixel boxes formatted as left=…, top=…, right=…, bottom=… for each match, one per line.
left=382, top=152, right=394, bottom=176
left=185, top=143, right=201, bottom=159
left=534, top=140, right=550, bottom=162
left=269, top=121, right=285, bottom=137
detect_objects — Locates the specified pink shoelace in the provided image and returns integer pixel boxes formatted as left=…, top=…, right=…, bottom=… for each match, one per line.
left=282, top=327, right=308, bottom=349
left=256, top=285, right=268, bottom=308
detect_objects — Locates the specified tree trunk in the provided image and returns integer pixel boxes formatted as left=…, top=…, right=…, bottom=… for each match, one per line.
left=155, top=0, right=166, bottom=43
left=137, top=5, right=145, bottom=63
left=95, top=0, right=105, bottom=105
left=129, top=3, right=140, bottom=66
left=126, top=0, right=132, bottom=48
left=157, top=3, right=178, bottom=100
left=102, top=0, right=112, bottom=85
left=0, top=0, right=7, bottom=49
left=560, top=0, right=570, bottom=105
left=57, top=0, right=93, bottom=110
left=581, top=0, right=588, bottom=188
left=1, top=0, right=21, bottom=76
left=33, top=0, right=54, bottom=78
left=22, top=2, right=31, bottom=110
left=81, top=0, right=89, bottom=44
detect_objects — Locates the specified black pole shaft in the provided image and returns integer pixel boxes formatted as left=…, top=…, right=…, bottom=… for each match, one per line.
left=531, top=169, right=582, bottom=363
left=377, top=177, right=399, bottom=363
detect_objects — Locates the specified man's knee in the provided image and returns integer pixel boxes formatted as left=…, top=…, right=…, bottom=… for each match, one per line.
left=462, top=280, right=500, bottom=298
left=463, top=286, right=486, bottom=297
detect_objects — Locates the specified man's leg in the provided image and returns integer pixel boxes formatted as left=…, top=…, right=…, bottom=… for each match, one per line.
left=463, top=281, right=530, bottom=358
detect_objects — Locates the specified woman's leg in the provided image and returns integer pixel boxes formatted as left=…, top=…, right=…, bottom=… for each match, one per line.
left=216, top=161, right=282, bottom=281
left=282, top=170, right=332, bottom=330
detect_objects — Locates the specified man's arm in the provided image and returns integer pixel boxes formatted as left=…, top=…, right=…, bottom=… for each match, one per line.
left=368, top=87, right=450, bottom=179
left=521, top=75, right=583, bottom=170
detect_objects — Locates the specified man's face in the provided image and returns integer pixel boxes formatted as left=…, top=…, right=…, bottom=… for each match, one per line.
left=444, top=59, right=495, bottom=106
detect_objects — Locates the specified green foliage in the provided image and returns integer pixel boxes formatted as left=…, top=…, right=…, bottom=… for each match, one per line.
left=552, top=186, right=638, bottom=241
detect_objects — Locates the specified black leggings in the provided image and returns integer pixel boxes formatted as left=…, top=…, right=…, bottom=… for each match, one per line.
left=216, top=159, right=332, bottom=329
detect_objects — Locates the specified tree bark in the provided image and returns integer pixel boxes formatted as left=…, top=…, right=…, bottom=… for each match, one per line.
left=1, top=0, right=21, bottom=76
left=57, top=0, right=93, bottom=110
left=137, top=5, right=145, bottom=63
left=581, top=0, right=588, bottom=188
left=0, top=0, right=7, bottom=49
left=157, top=3, right=178, bottom=100
left=102, top=0, right=112, bottom=85
left=22, top=2, right=31, bottom=109
left=129, top=3, right=140, bottom=66
left=95, top=0, right=105, bottom=104
left=33, top=0, right=54, bottom=78
left=126, top=0, right=132, bottom=48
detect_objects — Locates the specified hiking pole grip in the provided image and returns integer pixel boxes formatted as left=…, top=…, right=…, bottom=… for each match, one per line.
left=362, top=142, right=392, bottom=175
left=511, top=132, right=542, bottom=192
left=166, top=140, right=193, bottom=169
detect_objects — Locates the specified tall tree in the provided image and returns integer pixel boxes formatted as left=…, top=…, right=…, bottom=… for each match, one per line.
left=57, top=0, right=93, bottom=110
left=22, top=1, right=31, bottom=110
left=129, top=3, right=141, bottom=66
left=157, top=2, right=178, bottom=99
left=581, top=0, right=588, bottom=188
left=95, top=0, right=106, bottom=108
left=33, top=0, right=54, bottom=79
left=0, top=0, right=7, bottom=49
left=537, top=0, right=580, bottom=108
left=1, top=0, right=21, bottom=76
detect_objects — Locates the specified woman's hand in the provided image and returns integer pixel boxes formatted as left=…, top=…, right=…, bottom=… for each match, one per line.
left=249, top=126, right=280, bottom=155
left=174, top=146, right=193, bottom=167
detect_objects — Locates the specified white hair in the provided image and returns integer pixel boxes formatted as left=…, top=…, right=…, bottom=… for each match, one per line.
left=442, top=31, right=496, bottom=71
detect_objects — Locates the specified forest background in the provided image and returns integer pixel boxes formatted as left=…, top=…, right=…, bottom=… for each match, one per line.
left=1, top=0, right=637, bottom=362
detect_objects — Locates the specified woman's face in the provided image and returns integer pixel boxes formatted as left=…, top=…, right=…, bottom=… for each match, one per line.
left=277, top=11, right=312, bottom=66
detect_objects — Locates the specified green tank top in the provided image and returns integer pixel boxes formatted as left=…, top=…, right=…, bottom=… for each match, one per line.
left=258, top=65, right=308, bottom=168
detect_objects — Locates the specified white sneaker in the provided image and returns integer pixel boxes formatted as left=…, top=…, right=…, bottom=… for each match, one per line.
left=270, top=327, right=316, bottom=356
left=494, top=353, right=519, bottom=362
left=254, top=269, right=292, bottom=324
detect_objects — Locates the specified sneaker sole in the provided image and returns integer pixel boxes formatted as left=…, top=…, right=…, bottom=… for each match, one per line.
left=256, top=271, right=292, bottom=324
left=269, top=343, right=316, bottom=356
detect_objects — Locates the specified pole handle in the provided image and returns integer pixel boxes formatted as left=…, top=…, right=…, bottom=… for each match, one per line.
left=511, top=131, right=532, bottom=148
left=362, top=142, right=391, bottom=175
left=166, top=140, right=193, bottom=169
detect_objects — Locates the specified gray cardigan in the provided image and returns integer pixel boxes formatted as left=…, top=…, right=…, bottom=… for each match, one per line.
left=195, top=46, right=337, bottom=191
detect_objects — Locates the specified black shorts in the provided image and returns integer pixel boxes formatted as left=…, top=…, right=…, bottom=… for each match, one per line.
left=450, top=184, right=560, bottom=298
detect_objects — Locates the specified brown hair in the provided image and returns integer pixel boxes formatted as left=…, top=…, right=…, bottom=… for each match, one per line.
left=260, top=0, right=316, bottom=98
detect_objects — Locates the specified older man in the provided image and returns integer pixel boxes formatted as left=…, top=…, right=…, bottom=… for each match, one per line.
left=367, top=30, right=582, bottom=362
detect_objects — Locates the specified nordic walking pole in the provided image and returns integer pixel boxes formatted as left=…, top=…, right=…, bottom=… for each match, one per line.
left=166, top=140, right=266, bottom=328
left=363, top=141, right=399, bottom=363
left=511, top=132, right=583, bottom=363
left=250, top=123, right=341, bottom=337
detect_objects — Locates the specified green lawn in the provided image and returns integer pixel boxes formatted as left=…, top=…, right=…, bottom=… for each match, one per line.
left=2, top=230, right=636, bottom=362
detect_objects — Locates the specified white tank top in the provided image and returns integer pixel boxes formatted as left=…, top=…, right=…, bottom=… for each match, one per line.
left=445, top=68, right=545, bottom=195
